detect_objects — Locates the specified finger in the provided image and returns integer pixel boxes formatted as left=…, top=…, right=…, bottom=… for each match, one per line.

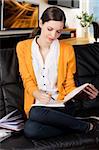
left=41, top=94, right=51, bottom=99
left=40, top=93, right=51, bottom=100
left=83, top=89, right=97, bottom=99
left=85, top=86, right=98, bottom=96
left=88, top=84, right=98, bottom=93
left=40, top=90, right=52, bottom=98
left=40, top=97, right=50, bottom=104
left=85, top=86, right=96, bottom=95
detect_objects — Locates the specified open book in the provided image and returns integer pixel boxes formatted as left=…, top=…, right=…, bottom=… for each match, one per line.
left=32, top=83, right=90, bottom=107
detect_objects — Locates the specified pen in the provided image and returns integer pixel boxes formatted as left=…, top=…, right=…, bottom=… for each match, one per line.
left=41, top=90, right=55, bottom=101
left=51, top=96, right=55, bottom=101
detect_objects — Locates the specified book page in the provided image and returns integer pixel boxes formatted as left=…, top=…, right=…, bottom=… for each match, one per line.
left=0, top=119, right=24, bottom=125
left=0, top=114, right=23, bottom=123
left=32, top=102, right=64, bottom=107
left=0, top=123, right=24, bottom=131
left=0, top=110, right=18, bottom=123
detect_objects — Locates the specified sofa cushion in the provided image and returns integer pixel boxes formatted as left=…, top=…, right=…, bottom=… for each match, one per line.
left=73, top=43, right=99, bottom=116
left=0, top=35, right=29, bottom=118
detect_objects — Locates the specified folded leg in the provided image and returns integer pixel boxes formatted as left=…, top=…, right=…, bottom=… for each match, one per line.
left=29, top=106, right=90, bottom=133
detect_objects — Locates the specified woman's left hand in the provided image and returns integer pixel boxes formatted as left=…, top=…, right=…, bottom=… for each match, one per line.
left=83, top=84, right=99, bottom=99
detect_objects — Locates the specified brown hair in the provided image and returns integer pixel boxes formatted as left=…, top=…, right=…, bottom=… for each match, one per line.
left=30, top=6, right=66, bottom=38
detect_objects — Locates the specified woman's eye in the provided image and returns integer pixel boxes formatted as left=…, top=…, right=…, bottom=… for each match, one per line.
left=57, top=31, right=61, bottom=34
left=48, top=28, right=52, bottom=31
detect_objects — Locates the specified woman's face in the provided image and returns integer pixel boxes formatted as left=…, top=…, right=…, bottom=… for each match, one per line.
left=39, top=20, right=64, bottom=44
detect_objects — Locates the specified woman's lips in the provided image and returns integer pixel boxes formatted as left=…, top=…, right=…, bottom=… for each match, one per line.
left=48, top=37, right=54, bottom=41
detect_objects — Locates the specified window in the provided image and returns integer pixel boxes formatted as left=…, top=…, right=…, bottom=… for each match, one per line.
left=89, top=0, right=99, bottom=21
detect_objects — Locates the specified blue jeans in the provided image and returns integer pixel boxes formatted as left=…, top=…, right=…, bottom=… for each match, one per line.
left=24, top=105, right=90, bottom=139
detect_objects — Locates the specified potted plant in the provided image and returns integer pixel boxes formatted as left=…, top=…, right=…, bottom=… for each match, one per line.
left=77, top=11, right=94, bottom=37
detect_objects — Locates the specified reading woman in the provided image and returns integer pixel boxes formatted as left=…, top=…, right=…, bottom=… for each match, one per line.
left=16, top=6, right=99, bottom=139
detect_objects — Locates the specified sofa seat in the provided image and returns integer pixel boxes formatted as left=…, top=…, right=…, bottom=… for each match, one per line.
left=1, top=132, right=99, bottom=150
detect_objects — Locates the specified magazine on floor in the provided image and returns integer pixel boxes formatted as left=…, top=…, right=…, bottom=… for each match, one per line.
left=31, top=83, right=90, bottom=107
left=0, top=128, right=12, bottom=142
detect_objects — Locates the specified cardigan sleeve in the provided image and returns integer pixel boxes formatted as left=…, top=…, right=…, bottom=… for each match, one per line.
left=64, top=44, right=76, bottom=94
left=16, top=40, right=38, bottom=97
left=57, top=41, right=76, bottom=100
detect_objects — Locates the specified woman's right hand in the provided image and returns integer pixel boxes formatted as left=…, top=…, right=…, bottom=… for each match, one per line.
left=33, top=90, right=51, bottom=104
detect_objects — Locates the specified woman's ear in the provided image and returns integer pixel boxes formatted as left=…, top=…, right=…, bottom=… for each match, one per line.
left=39, top=19, right=43, bottom=28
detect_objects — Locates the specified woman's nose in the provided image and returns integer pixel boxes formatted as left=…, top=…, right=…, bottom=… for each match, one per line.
left=51, top=31, right=57, bottom=39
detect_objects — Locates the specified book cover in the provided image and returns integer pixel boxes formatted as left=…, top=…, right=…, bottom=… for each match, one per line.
left=63, top=83, right=90, bottom=102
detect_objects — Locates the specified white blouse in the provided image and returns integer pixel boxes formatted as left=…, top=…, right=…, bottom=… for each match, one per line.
left=31, top=37, right=60, bottom=104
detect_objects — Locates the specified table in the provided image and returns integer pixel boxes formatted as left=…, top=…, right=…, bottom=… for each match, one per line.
left=62, top=37, right=95, bottom=45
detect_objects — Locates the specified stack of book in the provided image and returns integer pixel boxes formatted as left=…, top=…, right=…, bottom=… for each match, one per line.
left=0, top=110, right=24, bottom=142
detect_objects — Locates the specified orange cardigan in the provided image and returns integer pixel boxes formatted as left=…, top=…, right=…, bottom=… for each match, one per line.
left=16, top=39, right=76, bottom=114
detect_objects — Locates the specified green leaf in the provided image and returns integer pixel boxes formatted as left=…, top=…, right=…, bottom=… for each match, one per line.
left=76, top=11, right=94, bottom=28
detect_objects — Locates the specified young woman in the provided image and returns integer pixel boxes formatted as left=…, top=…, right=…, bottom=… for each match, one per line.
left=16, top=6, right=99, bottom=139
